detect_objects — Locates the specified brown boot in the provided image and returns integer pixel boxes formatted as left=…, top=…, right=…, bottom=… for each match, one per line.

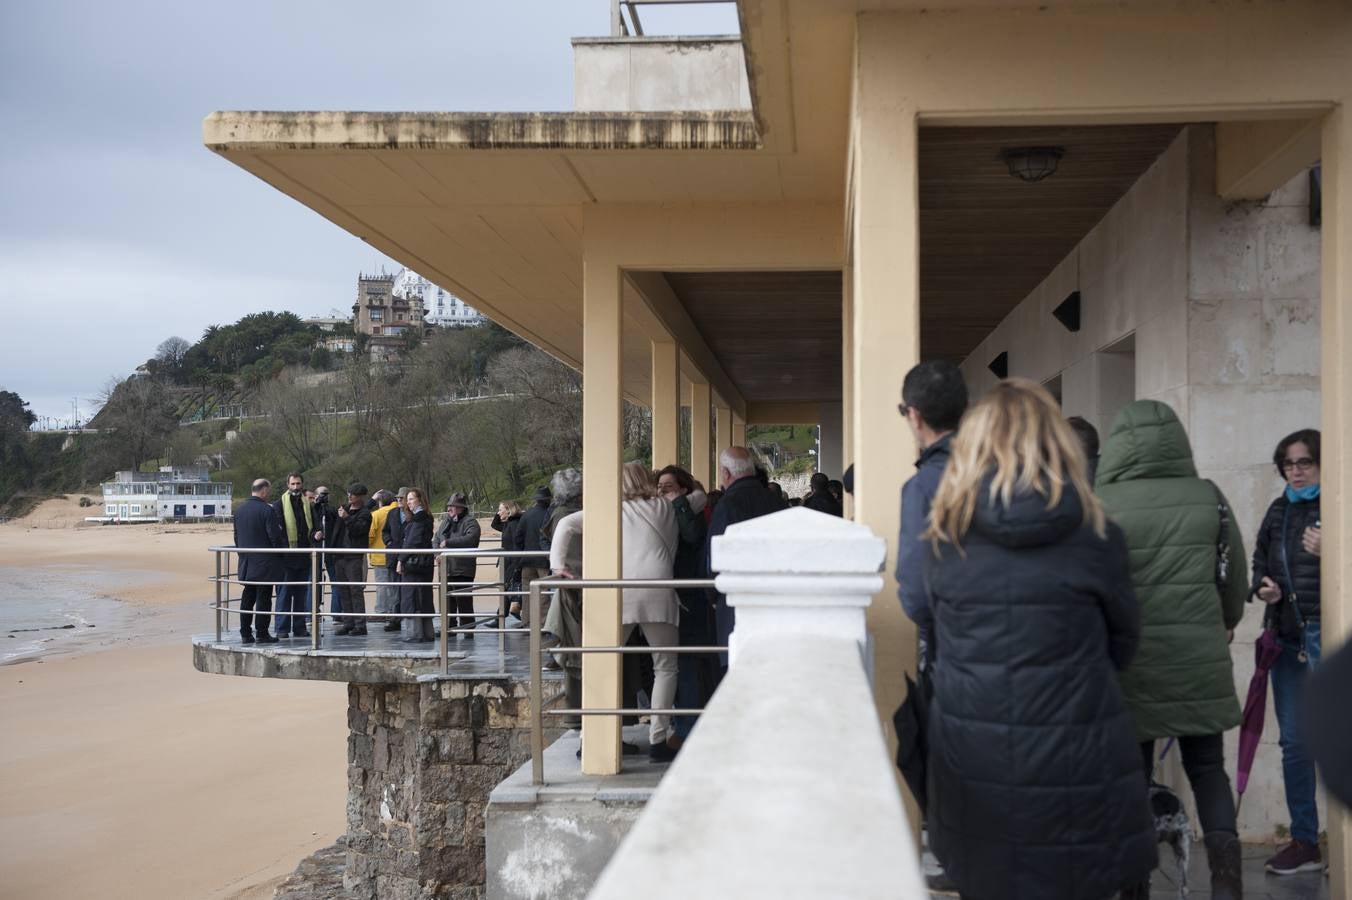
left=1204, top=831, right=1242, bottom=900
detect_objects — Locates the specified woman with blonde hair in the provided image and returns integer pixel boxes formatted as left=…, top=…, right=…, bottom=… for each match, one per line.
left=921, top=378, right=1155, bottom=900
left=550, top=461, right=680, bottom=760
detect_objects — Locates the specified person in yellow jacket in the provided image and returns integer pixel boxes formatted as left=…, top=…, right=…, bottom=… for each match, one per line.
left=368, top=490, right=401, bottom=630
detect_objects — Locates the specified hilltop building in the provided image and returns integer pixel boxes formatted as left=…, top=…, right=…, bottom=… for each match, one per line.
left=353, top=272, right=422, bottom=359
left=392, top=268, right=485, bottom=328
left=94, top=466, right=232, bottom=522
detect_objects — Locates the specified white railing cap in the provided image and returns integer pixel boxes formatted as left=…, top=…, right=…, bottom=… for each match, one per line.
left=712, top=507, right=886, bottom=576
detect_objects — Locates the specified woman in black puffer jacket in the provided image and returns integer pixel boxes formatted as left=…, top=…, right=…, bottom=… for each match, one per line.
left=923, top=379, right=1155, bottom=900
left=1250, top=428, right=1324, bottom=876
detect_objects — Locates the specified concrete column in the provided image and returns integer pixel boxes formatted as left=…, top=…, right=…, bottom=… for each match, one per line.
left=1321, top=103, right=1351, bottom=900
left=651, top=339, right=680, bottom=469
left=690, top=380, right=713, bottom=488
left=732, top=413, right=746, bottom=448
left=817, top=401, right=844, bottom=478
left=581, top=254, right=623, bottom=775
left=850, top=99, right=921, bottom=829
left=715, top=402, right=732, bottom=458
left=842, top=271, right=856, bottom=520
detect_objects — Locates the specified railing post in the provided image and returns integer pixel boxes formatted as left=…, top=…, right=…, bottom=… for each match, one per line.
left=712, top=507, right=883, bottom=670
left=437, top=554, right=448, bottom=674
left=214, top=549, right=223, bottom=642
left=310, top=550, right=320, bottom=650
left=529, top=580, right=544, bottom=786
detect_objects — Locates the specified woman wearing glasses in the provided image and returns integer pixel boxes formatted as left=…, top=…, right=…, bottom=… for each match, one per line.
left=1251, top=428, right=1324, bottom=876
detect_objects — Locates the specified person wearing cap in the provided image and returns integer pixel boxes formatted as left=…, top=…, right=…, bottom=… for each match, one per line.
left=516, top=486, right=553, bottom=621
left=331, top=482, right=373, bottom=636
left=313, top=486, right=341, bottom=624
left=434, top=492, right=481, bottom=639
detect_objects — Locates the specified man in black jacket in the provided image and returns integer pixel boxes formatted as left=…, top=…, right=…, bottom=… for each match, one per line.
left=233, top=478, right=284, bottom=644
left=802, top=472, right=843, bottom=516
left=332, top=483, right=374, bottom=635
left=435, top=492, right=481, bottom=638
left=272, top=472, right=320, bottom=638
left=516, top=486, right=552, bottom=623
left=705, top=446, right=788, bottom=654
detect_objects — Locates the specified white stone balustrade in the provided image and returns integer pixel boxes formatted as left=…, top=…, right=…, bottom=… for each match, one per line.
left=588, top=507, right=927, bottom=900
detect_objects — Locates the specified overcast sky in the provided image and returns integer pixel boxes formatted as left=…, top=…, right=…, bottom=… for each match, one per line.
left=0, top=0, right=738, bottom=426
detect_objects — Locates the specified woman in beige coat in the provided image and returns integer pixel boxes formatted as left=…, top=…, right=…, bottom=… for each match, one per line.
left=551, top=462, right=679, bottom=758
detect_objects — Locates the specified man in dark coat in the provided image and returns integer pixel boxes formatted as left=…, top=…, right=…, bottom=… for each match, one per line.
left=704, top=446, right=787, bottom=652
left=331, top=483, right=373, bottom=636
left=380, top=487, right=409, bottom=632
left=434, top=492, right=481, bottom=638
left=517, top=487, right=552, bottom=613
left=895, top=361, right=967, bottom=638
left=802, top=472, right=842, bottom=516
left=232, top=478, right=284, bottom=644
left=271, top=472, right=320, bottom=638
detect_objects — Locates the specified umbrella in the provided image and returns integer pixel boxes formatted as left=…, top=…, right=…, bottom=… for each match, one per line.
left=1236, top=629, right=1283, bottom=804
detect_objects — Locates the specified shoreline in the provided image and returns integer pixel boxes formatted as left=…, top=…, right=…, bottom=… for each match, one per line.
left=0, top=498, right=348, bottom=899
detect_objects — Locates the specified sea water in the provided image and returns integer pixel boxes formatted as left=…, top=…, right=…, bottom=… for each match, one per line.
left=0, top=565, right=146, bottom=664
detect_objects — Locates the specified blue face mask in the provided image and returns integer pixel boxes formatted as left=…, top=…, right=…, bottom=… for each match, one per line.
left=1285, top=484, right=1320, bottom=503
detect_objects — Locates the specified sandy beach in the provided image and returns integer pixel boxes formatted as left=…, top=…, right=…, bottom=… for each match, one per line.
left=0, top=498, right=348, bottom=899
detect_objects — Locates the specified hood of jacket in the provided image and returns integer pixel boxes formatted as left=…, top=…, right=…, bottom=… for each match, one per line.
left=971, top=476, right=1086, bottom=550
left=1096, top=400, right=1198, bottom=486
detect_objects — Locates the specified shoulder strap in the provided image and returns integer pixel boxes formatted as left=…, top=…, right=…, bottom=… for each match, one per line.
left=1205, top=479, right=1232, bottom=592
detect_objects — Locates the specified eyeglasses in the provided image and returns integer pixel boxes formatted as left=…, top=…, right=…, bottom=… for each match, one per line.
left=1280, top=457, right=1316, bottom=472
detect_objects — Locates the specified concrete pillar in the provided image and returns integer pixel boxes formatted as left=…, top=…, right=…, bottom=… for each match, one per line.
left=731, top=413, right=746, bottom=448
left=581, top=254, right=623, bottom=775
left=850, top=99, right=921, bottom=829
left=1321, top=103, right=1351, bottom=900
left=691, top=380, right=713, bottom=488
left=818, top=401, right=844, bottom=479
left=651, top=339, right=680, bottom=469
left=715, top=402, right=732, bottom=459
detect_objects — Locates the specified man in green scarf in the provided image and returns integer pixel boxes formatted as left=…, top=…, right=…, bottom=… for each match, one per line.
left=272, top=472, right=320, bottom=638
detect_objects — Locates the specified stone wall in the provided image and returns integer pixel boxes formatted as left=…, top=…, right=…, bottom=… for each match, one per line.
left=344, top=678, right=552, bottom=900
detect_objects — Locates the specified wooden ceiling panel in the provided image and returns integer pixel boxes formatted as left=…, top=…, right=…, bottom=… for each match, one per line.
left=919, top=123, right=1183, bottom=361
left=664, top=271, right=842, bottom=404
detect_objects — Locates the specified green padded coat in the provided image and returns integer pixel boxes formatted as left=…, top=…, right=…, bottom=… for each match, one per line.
left=1096, top=400, right=1246, bottom=741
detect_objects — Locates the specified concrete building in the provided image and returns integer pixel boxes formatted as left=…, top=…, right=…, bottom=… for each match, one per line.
left=392, top=267, right=485, bottom=328
left=96, top=466, right=232, bottom=522
left=202, top=1, right=1352, bottom=897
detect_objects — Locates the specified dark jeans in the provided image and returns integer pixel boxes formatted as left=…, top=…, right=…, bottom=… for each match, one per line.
left=1272, top=618, right=1322, bottom=843
left=274, top=567, right=311, bottom=635
left=449, top=573, right=476, bottom=632
left=239, top=584, right=272, bottom=635
left=1140, top=733, right=1237, bottom=836
left=334, top=556, right=367, bottom=629
left=675, top=589, right=716, bottom=740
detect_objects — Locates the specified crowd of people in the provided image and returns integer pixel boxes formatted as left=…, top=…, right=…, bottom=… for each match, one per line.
left=893, top=360, right=1337, bottom=900
left=230, top=358, right=1346, bottom=899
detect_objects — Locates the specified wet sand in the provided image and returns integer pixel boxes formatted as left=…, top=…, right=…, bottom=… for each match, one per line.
left=0, top=498, right=348, bottom=899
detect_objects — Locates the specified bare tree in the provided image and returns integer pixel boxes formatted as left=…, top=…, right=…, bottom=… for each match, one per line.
left=257, top=373, right=324, bottom=471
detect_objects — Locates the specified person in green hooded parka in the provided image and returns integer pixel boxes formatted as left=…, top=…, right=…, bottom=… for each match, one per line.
left=1096, top=400, right=1249, bottom=900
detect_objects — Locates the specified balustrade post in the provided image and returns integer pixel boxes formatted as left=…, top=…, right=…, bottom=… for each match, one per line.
left=214, top=549, right=223, bottom=642
left=310, top=550, right=320, bottom=650
left=711, top=507, right=884, bottom=671
left=437, top=554, right=448, bottom=674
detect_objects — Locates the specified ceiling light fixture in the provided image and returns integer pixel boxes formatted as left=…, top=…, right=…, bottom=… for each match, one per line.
left=1001, top=146, right=1065, bottom=183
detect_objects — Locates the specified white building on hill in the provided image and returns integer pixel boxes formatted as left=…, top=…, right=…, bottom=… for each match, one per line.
left=391, top=268, right=485, bottom=328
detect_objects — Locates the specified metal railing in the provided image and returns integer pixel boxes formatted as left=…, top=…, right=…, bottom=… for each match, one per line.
left=207, top=545, right=553, bottom=674
left=611, top=0, right=736, bottom=37
left=206, top=546, right=722, bottom=785
left=526, top=576, right=718, bottom=785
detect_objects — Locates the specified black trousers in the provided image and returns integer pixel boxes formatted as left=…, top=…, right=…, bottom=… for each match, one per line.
left=240, top=584, right=272, bottom=635
left=449, top=573, right=476, bottom=630
left=1140, top=734, right=1238, bottom=836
